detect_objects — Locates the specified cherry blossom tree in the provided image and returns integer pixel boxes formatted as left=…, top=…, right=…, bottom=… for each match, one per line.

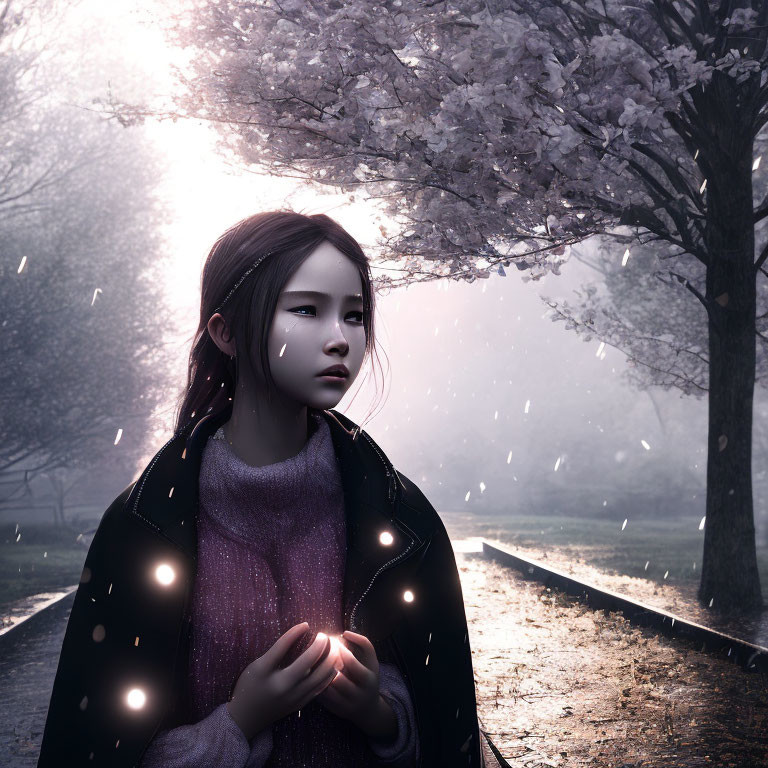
left=107, top=0, right=767, bottom=612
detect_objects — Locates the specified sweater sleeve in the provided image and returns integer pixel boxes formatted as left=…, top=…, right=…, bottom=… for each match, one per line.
left=366, top=661, right=420, bottom=767
left=138, top=702, right=274, bottom=768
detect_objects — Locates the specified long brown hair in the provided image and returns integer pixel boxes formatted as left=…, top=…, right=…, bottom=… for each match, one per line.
left=173, top=210, right=387, bottom=436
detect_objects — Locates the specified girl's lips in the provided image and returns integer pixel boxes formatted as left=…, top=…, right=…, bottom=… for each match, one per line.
left=317, top=374, right=348, bottom=383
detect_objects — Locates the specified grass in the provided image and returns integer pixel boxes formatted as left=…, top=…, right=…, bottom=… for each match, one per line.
left=440, top=511, right=768, bottom=591
left=0, top=523, right=89, bottom=617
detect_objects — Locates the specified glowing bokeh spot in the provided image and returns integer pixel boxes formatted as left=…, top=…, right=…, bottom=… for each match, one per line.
left=379, top=531, right=394, bottom=546
left=92, top=624, right=106, bottom=642
left=403, top=590, right=414, bottom=603
left=155, top=563, right=175, bottom=586
left=126, top=688, right=146, bottom=710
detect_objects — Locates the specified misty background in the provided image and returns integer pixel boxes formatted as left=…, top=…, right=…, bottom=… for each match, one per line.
left=3, top=0, right=767, bottom=554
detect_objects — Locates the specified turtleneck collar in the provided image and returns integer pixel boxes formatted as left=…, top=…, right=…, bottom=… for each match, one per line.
left=197, top=410, right=343, bottom=544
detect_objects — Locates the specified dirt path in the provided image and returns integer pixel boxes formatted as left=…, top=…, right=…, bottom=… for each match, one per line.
left=460, top=552, right=768, bottom=768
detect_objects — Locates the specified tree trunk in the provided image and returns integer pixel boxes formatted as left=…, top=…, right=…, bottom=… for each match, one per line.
left=699, top=77, right=763, bottom=614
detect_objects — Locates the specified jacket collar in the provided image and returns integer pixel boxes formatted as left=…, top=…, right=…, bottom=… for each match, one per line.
left=125, top=402, right=428, bottom=633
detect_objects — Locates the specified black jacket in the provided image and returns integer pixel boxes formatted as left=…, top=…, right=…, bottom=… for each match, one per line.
left=37, top=404, right=496, bottom=767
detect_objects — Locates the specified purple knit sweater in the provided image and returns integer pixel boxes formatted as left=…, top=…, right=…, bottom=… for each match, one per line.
left=139, top=411, right=419, bottom=768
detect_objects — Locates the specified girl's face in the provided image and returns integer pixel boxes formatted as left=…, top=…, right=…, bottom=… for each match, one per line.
left=254, top=240, right=368, bottom=410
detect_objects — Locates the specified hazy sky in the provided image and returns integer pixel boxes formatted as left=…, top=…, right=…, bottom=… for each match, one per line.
left=56, top=0, right=768, bottom=531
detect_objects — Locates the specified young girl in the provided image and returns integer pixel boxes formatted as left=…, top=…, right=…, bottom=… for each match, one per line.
left=37, top=211, right=492, bottom=767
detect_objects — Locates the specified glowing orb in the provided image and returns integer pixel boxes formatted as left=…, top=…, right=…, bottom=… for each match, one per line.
left=403, top=590, right=414, bottom=603
left=379, top=531, right=394, bottom=545
left=328, top=635, right=344, bottom=671
left=126, top=688, right=146, bottom=710
left=155, top=564, right=175, bottom=586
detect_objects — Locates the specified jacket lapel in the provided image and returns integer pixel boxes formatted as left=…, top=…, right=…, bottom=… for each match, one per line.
left=124, top=404, right=429, bottom=635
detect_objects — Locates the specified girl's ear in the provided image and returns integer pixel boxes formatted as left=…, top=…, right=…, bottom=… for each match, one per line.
left=207, top=312, right=237, bottom=357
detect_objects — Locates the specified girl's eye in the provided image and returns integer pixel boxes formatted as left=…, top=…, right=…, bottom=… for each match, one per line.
left=289, top=306, right=363, bottom=323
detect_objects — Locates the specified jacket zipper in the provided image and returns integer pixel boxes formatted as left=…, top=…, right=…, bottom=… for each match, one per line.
left=349, top=538, right=416, bottom=631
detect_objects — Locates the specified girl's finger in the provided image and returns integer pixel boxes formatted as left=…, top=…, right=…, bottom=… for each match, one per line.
left=321, top=667, right=355, bottom=698
left=308, top=663, right=339, bottom=698
left=265, top=622, right=309, bottom=667
left=286, top=633, right=330, bottom=684
left=336, top=640, right=369, bottom=685
left=341, top=631, right=376, bottom=669
left=316, top=682, right=345, bottom=709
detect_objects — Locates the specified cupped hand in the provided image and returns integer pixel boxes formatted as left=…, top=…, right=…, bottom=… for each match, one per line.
left=314, top=630, right=383, bottom=730
left=226, top=621, right=339, bottom=740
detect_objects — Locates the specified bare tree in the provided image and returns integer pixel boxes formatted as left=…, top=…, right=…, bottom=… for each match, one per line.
left=0, top=0, right=178, bottom=523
